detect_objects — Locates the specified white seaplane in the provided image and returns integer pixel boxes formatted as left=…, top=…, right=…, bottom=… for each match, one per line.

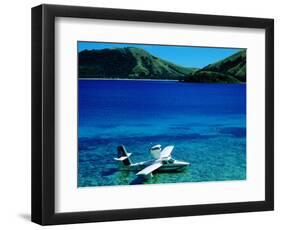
left=114, top=144, right=190, bottom=177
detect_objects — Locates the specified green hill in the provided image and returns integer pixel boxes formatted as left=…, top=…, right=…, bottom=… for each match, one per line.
left=186, top=71, right=241, bottom=83
left=184, top=50, right=246, bottom=83
left=79, top=47, right=197, bottom=80
left=79, top=47, right=246, bottom=83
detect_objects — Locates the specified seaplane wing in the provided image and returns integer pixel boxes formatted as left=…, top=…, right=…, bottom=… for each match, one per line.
left=136, top=162, right=163, bottom=176
left=160, top=146, right=174, bottom=159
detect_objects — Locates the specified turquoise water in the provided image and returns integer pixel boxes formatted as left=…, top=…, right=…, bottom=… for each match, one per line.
left=78, top=80, right=246, bottom=187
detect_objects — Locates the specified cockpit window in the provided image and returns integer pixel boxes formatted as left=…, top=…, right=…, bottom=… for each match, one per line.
left=168, top=159, right=175, bottom=164
left=151, top=147, right=160, bottom=150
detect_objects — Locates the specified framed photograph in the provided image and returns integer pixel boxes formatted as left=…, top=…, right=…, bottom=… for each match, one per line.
left=31, top=4, right=274, bottom=225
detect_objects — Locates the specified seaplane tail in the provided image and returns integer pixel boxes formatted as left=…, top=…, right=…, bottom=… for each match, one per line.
left=114, top=145, right=133, bottom=166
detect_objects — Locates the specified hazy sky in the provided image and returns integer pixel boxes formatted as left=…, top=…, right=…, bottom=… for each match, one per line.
left=78, top=41, right=243, bottom=68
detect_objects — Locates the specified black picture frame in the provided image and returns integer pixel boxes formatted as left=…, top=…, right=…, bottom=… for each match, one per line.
left=31, top=4, right=274, bottom=225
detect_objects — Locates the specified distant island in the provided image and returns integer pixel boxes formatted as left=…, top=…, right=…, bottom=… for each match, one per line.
left=79, top=47, right=246, bottom=83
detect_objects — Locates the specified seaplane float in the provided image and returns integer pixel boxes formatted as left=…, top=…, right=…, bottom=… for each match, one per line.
left=114, top=144, right=190, bottom=177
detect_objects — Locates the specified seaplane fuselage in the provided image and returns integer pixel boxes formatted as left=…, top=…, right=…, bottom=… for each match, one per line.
left=128, top=159, right=189, bottom=172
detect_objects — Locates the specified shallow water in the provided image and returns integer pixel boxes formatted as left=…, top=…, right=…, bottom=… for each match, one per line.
left=78, top=80, right=246, bottom=187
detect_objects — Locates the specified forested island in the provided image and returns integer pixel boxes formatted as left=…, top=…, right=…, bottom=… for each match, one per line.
left=79, top=47, right=246, bottom=83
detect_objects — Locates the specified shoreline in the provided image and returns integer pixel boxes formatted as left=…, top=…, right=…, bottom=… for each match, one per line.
left=79, top=78, right=178, bottom=81
left=78, top=78, right=246, bottom=84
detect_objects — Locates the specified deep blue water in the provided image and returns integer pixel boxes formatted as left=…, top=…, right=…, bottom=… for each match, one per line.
left=78, top=80, right=246, bottom=187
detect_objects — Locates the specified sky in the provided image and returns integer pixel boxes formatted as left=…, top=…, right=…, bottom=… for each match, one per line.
left=78, top=41, right=243, bottom=68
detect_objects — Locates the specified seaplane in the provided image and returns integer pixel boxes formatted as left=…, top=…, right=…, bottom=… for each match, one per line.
left=114, top=144, right=190, bottom=177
